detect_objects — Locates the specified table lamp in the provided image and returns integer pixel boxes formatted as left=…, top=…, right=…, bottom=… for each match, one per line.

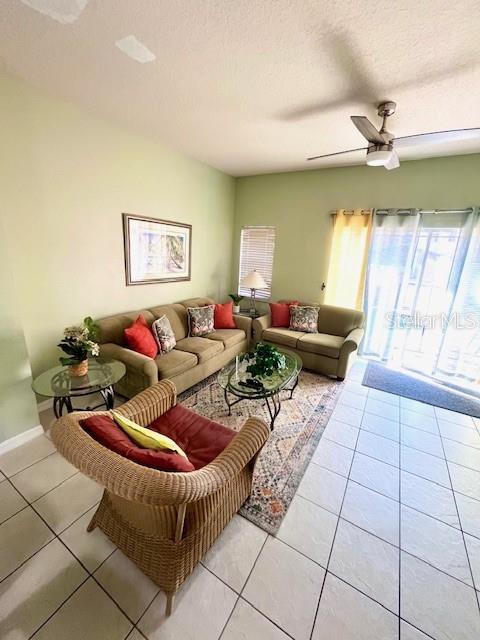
left=240, top=270, right=267, bottom=317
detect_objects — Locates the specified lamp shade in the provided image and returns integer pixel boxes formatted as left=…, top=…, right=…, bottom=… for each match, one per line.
left=240, top=270, right=267, bottom=289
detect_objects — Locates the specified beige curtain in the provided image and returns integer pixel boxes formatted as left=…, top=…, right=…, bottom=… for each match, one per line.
left=324, top=209, right=373, bottom=310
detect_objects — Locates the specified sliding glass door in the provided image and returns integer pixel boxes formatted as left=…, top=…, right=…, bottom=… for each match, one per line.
left=362, top=209, right=480, bottom=393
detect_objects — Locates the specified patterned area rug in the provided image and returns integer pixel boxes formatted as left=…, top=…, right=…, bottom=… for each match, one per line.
left=179, top=371, right=343, bottom=534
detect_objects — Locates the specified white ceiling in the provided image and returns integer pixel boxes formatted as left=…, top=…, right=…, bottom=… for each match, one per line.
left=1, top=0, right=480, bottom=176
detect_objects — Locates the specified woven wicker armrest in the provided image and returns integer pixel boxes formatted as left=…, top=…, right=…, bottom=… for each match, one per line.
left=113, top=380, right=177, bottom=426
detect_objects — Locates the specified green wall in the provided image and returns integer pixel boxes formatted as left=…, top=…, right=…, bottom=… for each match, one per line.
left=233, top=155, right=480, bottom=306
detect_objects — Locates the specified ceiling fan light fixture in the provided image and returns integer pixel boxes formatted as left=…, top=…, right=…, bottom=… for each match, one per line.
left=366, top=148, right=393, bottom=167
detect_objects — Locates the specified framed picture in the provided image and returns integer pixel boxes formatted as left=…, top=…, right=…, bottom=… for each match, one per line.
left=122, top=213, right=192, bottom=285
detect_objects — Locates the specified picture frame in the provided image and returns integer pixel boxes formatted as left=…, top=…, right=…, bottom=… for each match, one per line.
left=122, top=213, right=192, bottom=285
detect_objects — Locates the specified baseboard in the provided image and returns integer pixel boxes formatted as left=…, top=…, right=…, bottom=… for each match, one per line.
left=0, top=425, right=44, bottom=454
left=37, top=398, right=52, bottom=413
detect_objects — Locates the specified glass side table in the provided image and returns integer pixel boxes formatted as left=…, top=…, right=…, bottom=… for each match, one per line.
left=217, top=348, right=302, bottom=429
left=32, top=358, right=126, bottom=418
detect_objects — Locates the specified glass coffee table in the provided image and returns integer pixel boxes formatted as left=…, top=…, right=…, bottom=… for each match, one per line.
left=32, top=358, right=126, bottom=418
left=217, top=348, right=302, bottom=429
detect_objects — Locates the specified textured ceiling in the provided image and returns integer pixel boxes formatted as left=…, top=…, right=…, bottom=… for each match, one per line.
left=1, top=0, right=480, bottom=176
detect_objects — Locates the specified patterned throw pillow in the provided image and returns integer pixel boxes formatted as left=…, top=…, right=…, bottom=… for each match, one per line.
left=151, top=315, right=176, bottom=354
left=290, top=305, right=319, bottom=333
left=187, top=305, right=215, bottom=337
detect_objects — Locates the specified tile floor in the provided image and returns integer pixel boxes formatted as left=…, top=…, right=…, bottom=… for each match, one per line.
left=1, top=360, right=480, bottom=639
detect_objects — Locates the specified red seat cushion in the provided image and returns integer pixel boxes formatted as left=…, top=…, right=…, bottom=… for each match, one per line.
left=149, top=404, right=236, bottom=469
left=269, top=301, right=299, bottom=328
left=214, top=301, right=236, bottom=329
left=124, top=314, right=158, bottom=358
left=81, top=415, right=194, bottom=472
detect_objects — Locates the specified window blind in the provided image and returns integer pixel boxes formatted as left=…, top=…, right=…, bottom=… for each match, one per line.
left=238, top=226, right=276, bottom=300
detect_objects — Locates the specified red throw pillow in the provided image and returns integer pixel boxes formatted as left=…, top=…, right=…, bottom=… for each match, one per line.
left=81, top=415, right=195, bottom=472
left=269, top=301, right=299, bottom=328
left=124, top=315, right=158, bottom=358
left=214, top=301, right=236, bottom=329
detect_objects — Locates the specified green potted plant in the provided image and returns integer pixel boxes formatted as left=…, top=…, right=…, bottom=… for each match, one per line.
left=229, top=293, right=244, bottom=314
left=58, top=316, right=100, bottom=377
left=240, top=343, right=286, bottom=389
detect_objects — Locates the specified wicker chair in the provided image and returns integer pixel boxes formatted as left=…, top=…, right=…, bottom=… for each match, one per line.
left=51, top=380, right=269, bottom=615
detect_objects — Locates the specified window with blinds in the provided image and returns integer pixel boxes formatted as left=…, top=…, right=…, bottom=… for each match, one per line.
left=238, top=226, right=276, bottom=300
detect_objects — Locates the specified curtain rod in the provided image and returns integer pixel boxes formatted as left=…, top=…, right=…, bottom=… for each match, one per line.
left=330, top=207, right=474, bottom=216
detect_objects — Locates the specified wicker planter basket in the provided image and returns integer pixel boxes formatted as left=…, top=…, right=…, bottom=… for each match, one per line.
left=69, top=359, right=88, bottom=377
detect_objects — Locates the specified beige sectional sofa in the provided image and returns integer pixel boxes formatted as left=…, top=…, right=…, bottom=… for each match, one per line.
left=96, top=297, right=251, bottom=397
left=253, top=303, right=365, bottom=380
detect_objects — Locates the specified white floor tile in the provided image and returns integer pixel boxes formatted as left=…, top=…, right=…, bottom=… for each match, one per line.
left=338, top=389, right=367, bottom=411
left=95, top=550, right=160, bottom=622
left=0, top=539, right=87, bottom=639
left=0, top=434, right=56, bottom=477
left=243, top=537, right=325, bottom=640
left=399, top=398, right=435, bottom=417
left=350, top=452, right=399, bottom=500
left=312, top=572, right=398, bottom=640
left=330, top=404, right=363, bottom=428
left=455, top=492, right=480, bottom=539
left=365, top=398, right=400, bottom=422
left=0, top=506, right=54, bottom=580
left=367, top=388, right=400, bottom=407
left=323, top=419, right=359, bottom=449
left=401, top=552, right=480, bottom=640
left=341, top=482, right=399, bottom=546
left=276, top=495, right=337, bottom=567
left=400, top=446, right=451, bottom=487
left=400, top=620, right=434, bottom=639
left=221, top=598, right=290, bottom=640
left=448, top=462, right=480, bottom=501
left=34, top=472, right=103, bottom=533
left=443, top=439, right=480, bottom=472
left=138, top=565, right=236, bottom=640
left=311, top=438, right=354, bottom=476
left=401, top=505, right=472, bottom=585
left=401, top=426, right=444, bottom=458
left=59, top=506, right=116, bottom=572
left=438, top=420, right=480, bottom=449
left=32, top=578, right=132, bottom=639
left=434, top=407, right=475, bottom=429
left=203, top=514, right=267, bottom=592
left=356, top=430, right=399, bottom=467
left=343, top=381, right=368, bottom=397
left=329, top=519, right=399, bottom=613
left=297, top=463, right=347, bottom=515
left=400, top=471, right=459, bottom=528
left=361, top=412, right=400, bottom=442
left=10, top=452, right=78, bottom=502
left=464, top=533, right=480, bottom=592
left=400, top=409, right=439, bottom=434
left=0, top=478, right=27, bottom=524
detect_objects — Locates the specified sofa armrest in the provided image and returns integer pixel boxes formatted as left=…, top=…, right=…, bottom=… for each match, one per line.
left=337, top=327, right=364, bottom=379
left=233, top=314, right=252, bottom=343
left=252, top=314, right=271, bottom=342
left=99, top=343, right=158, bottom=386
left=114, top=380, right=177, bottom=426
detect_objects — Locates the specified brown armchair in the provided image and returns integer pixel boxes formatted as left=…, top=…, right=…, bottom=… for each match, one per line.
left=50, top=380, right=269, bottom=615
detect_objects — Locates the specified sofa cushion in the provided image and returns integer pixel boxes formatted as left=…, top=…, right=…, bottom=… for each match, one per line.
left=317, top=304, right=365, bottom=338
left=187, top=305, right=215, bottom=337
left=206, top=329, right=245, bottom=348
left=214, top=302, right=236, bottom=329
left=262, top=327, right=306, bottom=348
left=297, top=333, right=344, bottom=358
left=81, top=415, right=195, bottom=472
left=124, top=315, right=158, bottom=358
left=112, top=411, right=188, bottom=458
left=149, top=303, right=189, bottom=341
left=175, top=336, right=224, bottom=363
left=269, top=301, right=299, bottom=328
left=290, top=305, right=319, bottom=333
left=155, top=349, right=198, bottom=379
left=151, top=315, right=176, bottom=353
left=149, top=404, right=236, bottom=470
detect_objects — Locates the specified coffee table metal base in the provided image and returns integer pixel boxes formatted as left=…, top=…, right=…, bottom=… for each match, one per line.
left=52, top=384, right=115, bottom=419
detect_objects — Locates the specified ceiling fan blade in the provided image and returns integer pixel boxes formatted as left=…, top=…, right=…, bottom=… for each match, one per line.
left=307, top=147, right=367, bottom=161
left=385, top=150, right=400, bottom=170
left=351, top=116, right=386, bottom=144
left=394, top=128, right=480, bottom=148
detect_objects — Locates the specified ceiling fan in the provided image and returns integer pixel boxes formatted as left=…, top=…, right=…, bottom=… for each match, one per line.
left=307, top=101, right=480, bottom=170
